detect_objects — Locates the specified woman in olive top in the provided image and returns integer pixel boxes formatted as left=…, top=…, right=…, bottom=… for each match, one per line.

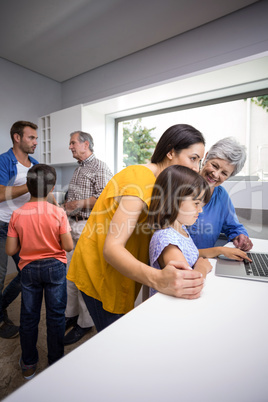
left=67, top=124, right=206, bottom=331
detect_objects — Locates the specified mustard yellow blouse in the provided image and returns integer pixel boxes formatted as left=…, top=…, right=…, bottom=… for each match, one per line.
left=67, top=165, right=156, bottom=314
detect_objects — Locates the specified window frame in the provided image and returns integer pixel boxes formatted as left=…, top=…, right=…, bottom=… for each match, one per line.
left=115, top=87, right=268, bottom=175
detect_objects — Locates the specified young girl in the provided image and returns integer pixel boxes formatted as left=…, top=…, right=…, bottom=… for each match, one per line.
left=148, top=165, right=251, bottom=296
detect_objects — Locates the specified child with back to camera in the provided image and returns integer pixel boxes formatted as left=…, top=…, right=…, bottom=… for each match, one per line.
left=5, top=164, right=73, bottom=380
left=148, top=165, right=251, bottom=296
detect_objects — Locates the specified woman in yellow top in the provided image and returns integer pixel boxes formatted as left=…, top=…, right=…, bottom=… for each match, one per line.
left=67, top=124, right=206, bottom=332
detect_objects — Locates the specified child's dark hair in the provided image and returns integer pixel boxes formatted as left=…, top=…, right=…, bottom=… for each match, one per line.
left=27, top=164, right=56, bottom=198
left=148, top=165, right=211, bottom=229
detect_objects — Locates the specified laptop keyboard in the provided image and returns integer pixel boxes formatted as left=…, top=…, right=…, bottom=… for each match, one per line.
left=244, top=253, right=268, bottom=277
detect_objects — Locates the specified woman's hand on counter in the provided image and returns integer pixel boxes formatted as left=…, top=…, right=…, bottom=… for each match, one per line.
left=153, top=261, right=205, bottom=299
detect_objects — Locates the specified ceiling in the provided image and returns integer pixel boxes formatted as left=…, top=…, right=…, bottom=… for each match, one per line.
left=0, top=0, right=259, bottom=83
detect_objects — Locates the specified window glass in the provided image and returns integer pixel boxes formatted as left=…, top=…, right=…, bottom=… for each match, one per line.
left=118, top=96, right=268, bottom=179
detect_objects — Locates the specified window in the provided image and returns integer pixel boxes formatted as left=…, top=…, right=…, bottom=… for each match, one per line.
left=116, top=92, right=268, bottom=179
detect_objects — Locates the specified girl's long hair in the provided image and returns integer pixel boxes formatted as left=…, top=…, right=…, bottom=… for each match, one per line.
left=148, top=165, right=211, bottom=229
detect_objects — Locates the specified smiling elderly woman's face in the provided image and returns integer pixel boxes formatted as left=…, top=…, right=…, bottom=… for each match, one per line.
left=201, top=158, right=234, bottom=188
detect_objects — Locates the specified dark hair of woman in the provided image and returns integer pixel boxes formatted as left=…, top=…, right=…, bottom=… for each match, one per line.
left=151, top=124, right=205, bottom=164
left=148, top=165, right=211, bottom=229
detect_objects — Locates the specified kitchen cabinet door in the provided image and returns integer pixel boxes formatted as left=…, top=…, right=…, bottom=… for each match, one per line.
left=40, top=104, right=82, bottom=165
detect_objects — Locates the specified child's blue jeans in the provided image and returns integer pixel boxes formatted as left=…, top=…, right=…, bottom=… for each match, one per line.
left=20, top=258, right=67, bottom=366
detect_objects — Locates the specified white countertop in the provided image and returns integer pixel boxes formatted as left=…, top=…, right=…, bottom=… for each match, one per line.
left=5, top=238, right=268, bottom=402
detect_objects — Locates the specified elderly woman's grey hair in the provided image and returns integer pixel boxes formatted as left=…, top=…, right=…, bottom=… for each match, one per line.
left=70, top=131, right=94, bottom=152
left=204, top=137, right=247, bottom=176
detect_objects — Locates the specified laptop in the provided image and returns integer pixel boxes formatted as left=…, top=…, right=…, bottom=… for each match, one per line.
left=215, top=252, right=268, bottom=282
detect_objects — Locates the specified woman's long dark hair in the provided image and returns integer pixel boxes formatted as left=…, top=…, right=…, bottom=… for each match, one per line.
left=151, top=124, right=205, bottom=164
left=148, top=165, right=211, bottom=229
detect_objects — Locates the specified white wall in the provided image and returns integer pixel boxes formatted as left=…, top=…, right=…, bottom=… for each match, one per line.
left=0, top=58, right=62, bottom=274
left=0, top=58, right=61, bottom=156
left=61, top=1, right=268, bottom=109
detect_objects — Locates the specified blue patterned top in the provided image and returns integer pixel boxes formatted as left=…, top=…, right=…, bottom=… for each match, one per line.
left=188, top=186, right=248, bottom=248
left=149, top=226, right=199, bottom=296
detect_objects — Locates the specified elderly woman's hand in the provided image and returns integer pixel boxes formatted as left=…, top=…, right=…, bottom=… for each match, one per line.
left=232, top=234, right=253, bottom=252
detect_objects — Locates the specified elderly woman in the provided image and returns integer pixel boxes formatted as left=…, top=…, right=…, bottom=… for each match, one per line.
left=188, top=137, right=253, bottom=252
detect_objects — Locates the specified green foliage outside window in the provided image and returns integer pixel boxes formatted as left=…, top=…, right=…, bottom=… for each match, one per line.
left=123, top=119, right=157, bottom=166
left=251, top=95, right=268, bottom=113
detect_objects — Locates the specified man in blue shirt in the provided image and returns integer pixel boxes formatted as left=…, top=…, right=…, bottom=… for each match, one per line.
left=0, top=121, right=38, bottom=338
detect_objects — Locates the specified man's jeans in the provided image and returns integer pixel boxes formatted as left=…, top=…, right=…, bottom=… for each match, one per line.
left=0, top=220, right=21, bottom=323
left=20, top=258, right=67, bottom=366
